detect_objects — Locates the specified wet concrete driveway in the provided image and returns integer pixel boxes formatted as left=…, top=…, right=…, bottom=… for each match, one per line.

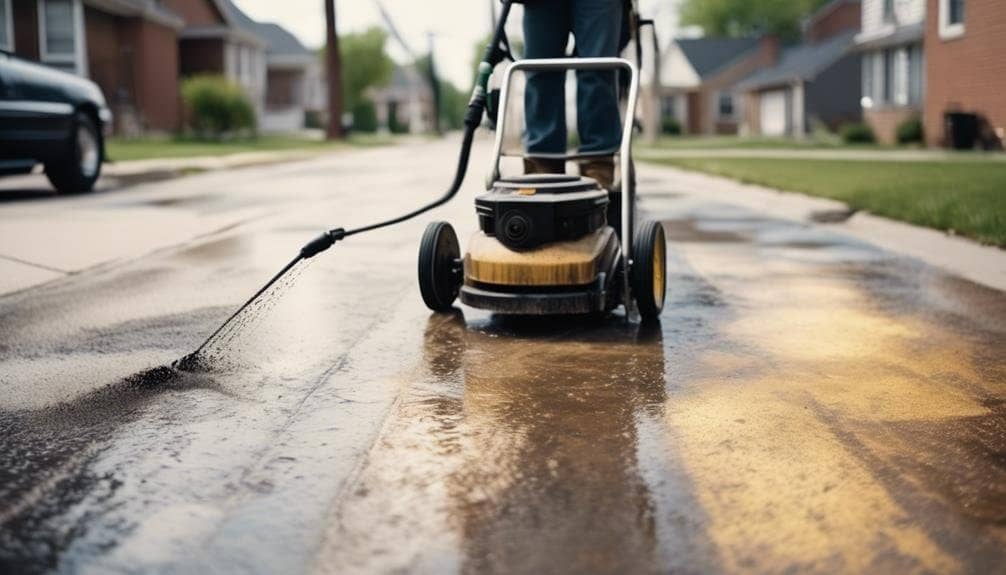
left=1, top=138, right=1004, bottom=573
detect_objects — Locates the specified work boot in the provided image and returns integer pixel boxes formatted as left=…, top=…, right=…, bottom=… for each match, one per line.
left=579, top=157, right=615, bottom=190
left=523, top=156, right=566, bottom=175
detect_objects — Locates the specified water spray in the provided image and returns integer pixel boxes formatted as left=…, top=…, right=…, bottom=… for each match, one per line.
left=178, top=1, right=516, bottom=369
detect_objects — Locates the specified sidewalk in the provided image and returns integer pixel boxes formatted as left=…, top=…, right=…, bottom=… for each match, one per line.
left=637, top=147, right=1006, bottom=162
left=640, top=162, right=1006, bottom=292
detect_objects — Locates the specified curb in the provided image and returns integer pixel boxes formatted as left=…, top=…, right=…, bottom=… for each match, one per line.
left=640, top=162, right=1006, bottom=293
left=102, top=149, right=330, bottom=187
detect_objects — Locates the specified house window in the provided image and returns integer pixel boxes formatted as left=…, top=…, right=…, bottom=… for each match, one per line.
left=948, top=0, right=965, bottom=24
left=893, top=47, right=909, bottom=106
left=861, top=52, right=875, bottom=108
left=882, top=49, right=894, bottom=104
left=908, top=44, right=923, bottom=105
left=882, top=0, right=895, bottom=22
left=940, top=0, right=965, bottom=39
left=717, top=92, right=735, bottom=119
left=38, top=0, right=85, bottom=74
left=660, top=96, right=675, bottom=119
left=0, top=0, right=13, bottom=51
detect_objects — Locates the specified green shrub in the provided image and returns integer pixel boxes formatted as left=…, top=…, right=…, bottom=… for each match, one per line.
left=181, top=75, right=256, bottom=138
left=840, top=122, right=875, bottom=144
left=896, top=117, right=924, bottom=145
left=351, top=101, right=378, bottom=133
left=662, top=116, right=682, bottom=135
left=387, top=102, right=409, bottom=134
left=304, top=109, right=325, bottom=130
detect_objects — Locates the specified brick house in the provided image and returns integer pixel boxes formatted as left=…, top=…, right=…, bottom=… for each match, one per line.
left=737, top=0, right=862, bottom=137
left=650, top=36, right=779, bottom=136
left=855, top=0, right=926, bottom=144
left=0, top=0, right=296, bottom=134
left=923, top=0, right=1005, bottom=147
left=220, top=0, right=321, bottom=133
left=170, top=0, right=266, bottom=122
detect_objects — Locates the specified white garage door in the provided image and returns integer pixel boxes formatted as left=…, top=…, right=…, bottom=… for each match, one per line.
left=760, top=89, right=788, bottom=136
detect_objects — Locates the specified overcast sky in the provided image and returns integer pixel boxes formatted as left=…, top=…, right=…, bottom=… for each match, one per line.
left=233, top=0, right=681, bottom=88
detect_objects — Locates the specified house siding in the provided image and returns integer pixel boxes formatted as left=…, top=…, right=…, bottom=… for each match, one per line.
left=923, top=0, right=1006, bottom=147
left=686, top=92, right=702, bottom=135
left=12, top=0, right=40, bottom=60
left=85, top=6, right=122, bottom=109
left=861, top=0, right=925, bottom=38
left=858, top=0, right=926, bottom=144
left=865, top=106, right=917, bottom=143
left=697, top=38, right=780, bottom=135
left=804, top=51, right=862, bottom=130
left=125, top=19, right=181, bottom=132
left=179, top=38, right=224, bottom=77
left=162, top=0, right=225, bottom=27
left=806, top=1, right=862, bottom=42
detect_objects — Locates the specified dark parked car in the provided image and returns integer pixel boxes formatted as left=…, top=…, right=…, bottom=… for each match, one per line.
left=0, top=50, right=111, bottom=194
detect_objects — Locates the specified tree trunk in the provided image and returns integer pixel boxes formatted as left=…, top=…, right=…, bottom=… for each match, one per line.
left=325, top=0, right=344, bottom=140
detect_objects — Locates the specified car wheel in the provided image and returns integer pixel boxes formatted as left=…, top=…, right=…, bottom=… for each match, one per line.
left=45, top=111, right=103, bottom=194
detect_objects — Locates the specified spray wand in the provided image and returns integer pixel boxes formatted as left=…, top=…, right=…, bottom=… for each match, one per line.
left=187, top=1, right=515, bottom=358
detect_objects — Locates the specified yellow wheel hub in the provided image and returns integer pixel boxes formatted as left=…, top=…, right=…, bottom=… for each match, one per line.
left=652, top=232, right=665, bottom=304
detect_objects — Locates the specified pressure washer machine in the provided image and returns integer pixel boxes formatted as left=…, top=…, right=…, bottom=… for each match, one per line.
left=416, top=54, right=667, bottom=320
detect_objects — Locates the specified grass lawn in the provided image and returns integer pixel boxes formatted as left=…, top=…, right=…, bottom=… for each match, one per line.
left=652, top=157, right=1006, bottom=247
left=106, top=134, right=395, bottom=162
left=643, top=135, right=885, bottom=150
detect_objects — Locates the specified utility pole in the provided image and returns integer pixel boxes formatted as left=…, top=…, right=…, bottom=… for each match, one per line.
left=427, top=32, right=441, bottom=135
left=489, top=0, right=497, bottom=31
left=325, top=0, right=344, bottom=140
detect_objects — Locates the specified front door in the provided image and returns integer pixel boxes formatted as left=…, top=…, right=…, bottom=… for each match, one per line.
left=760, top=89, right=788, bottom=137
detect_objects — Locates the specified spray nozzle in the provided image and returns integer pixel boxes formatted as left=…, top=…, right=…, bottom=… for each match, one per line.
left=299, top=228, right=346, bottom=259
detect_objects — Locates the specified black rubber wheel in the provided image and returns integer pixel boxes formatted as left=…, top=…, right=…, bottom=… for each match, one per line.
left=632, top=220, right=667, bottom=320
left=45, top=111, right=103, bottom=194
left=418, top=221, right=461, bottom=312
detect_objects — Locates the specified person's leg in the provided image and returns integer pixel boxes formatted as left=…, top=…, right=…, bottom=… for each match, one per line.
left=572, top=0, right=622, bottom=186
left=523, top=0, right=571, bottom=163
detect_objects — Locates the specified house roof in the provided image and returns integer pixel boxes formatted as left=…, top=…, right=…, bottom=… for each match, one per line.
left=736, top=30, right=857, bottom=91
left=83, top=0, right=185, bottom=29
left=676, top=37, right=760, bottom=78
left=253, top=23, right=313, bottom=57
left=854, top=22, right=924, bottom=50
left=803, top=0, right=858, bottom=31
left=218, top=0, right=312, bottom=58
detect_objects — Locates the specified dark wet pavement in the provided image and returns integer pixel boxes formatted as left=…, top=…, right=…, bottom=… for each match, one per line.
left=1, top=138, right=1004, bottom=574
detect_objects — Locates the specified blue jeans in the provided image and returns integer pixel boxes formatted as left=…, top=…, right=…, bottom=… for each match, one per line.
left=523, top=0, right=622, bottom=156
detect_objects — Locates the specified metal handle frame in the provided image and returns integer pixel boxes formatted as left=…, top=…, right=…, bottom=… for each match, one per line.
left=486, top=57, right=640, bottom=314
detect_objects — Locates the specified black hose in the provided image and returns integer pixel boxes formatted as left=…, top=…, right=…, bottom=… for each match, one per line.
left=182, top=3, right=511, bottom=364
left=343, top=123, right=477, bottom=238
left=183, top=119, right=480, bottom=361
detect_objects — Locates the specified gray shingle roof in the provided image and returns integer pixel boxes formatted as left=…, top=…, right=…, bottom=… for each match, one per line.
left=219, top=0, right=312, bottom=56
left=676, top=37, right=760, bottom=78
left=253, top=22, right=313, bottom=56
left=737, top=30, right=856, bottom=91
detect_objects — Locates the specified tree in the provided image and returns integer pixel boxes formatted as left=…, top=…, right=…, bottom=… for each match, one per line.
left=338, top=27, right=395, bottom=111
left=680, top=0, right=831, bottom=40
left=416, top=54, right=466, bottom=131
